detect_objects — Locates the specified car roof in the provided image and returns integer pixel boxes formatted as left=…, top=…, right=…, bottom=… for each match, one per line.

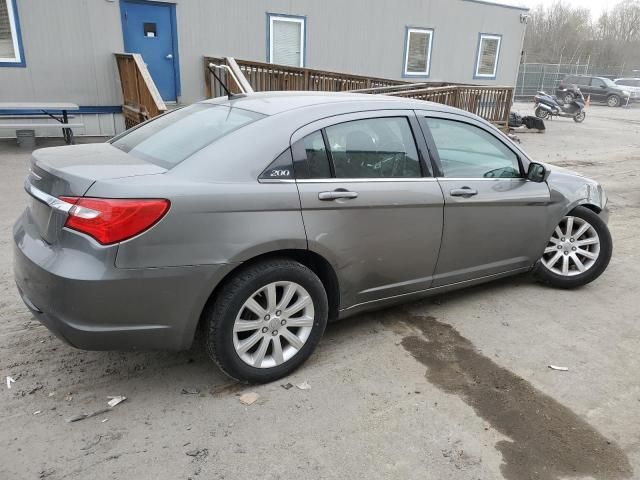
left=200, top=91, right=461, bottom=116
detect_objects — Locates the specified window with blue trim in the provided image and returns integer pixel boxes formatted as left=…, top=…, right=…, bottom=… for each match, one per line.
left=404, top=28, right=433, bottom=77
left=475, top=34, right=501, bottom=78
left=0, top=0, right=23, bottom=66
left=268, top=14, right=305, bottom=67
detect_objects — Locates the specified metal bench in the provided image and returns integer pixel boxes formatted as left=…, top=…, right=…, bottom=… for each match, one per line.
left=0, top=102, right=83, bottom=144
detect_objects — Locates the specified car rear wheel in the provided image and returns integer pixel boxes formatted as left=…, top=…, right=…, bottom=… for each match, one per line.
left=205, top=259, right=328, bottom=383
left=607, top=95, right=621, bottom=107
left=534, top=106, right=549, bottom=119
left=535, top=207, right=612, bottom=289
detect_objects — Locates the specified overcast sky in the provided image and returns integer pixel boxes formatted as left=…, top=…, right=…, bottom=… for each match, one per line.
left=524, top=0, right=625, bottom=17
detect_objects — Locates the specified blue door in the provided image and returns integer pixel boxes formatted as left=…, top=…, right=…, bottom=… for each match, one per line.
left=121, top=1, right=179, bottom=101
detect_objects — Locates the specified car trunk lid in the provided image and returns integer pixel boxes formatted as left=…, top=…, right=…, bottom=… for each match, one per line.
left=25, top=143, right=166, bottom=244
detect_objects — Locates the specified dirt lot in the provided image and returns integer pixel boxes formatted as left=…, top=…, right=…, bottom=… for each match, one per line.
left=1, top=102, right=639, bottom=480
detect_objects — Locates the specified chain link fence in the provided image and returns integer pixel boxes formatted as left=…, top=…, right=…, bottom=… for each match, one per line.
left=515, top=63, right=639, bottom=99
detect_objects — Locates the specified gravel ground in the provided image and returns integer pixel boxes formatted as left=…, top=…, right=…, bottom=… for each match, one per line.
left=1, top=102, right=639, bottom=480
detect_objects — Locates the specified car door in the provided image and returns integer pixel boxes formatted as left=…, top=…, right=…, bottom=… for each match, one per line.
left=293, top=110, right=444, bottom=309
left=417, top=111, right=551, bottom=287
left=589, top=78, right=607, bottom=102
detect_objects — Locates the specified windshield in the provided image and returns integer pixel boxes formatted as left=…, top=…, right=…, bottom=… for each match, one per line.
left=112, top=104, right=265, bottom=169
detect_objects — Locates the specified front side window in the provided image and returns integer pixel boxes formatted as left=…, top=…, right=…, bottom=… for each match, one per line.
left=474, top=34, right=501, bottom=79
left=325, top=117, right=421, bottom=178
left=268, top=14, right=305, bottom=67
left=112, top=104, right=265, bottom=169
left=425, top=118, right=520, bottom=179
left=0, top=0, right=24, bottom=66
left=591, top=78, right=605, bottom=88
left=403, top=27, right=433, bottom=77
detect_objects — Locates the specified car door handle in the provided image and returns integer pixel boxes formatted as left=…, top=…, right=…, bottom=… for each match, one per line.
left=450, top=187, right=478, bottom=197
left=318, top=190, right=359, bottom=201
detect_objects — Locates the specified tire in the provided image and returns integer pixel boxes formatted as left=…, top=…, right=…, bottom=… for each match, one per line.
left=534, top=106, right=549, bottom=119
left=607, top=95, right=621, bottom=107
left=534, top=206, right=612, bottom=289
left=573, top=111, right=586, bottom=123
left=563, top=92, right=574, bottom=104
left=205, top=259, right=328, bottom=383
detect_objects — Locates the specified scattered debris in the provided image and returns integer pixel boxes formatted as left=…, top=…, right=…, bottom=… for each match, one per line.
left=66, top=408, right=110, bottom=423
left=33, top=410, right=41, bottom=415
left=101, top=418, right=108, bottom=423
left=181, top=388, right=200, bottom=395
left=281, top=383, right=294, bottom=390
left=502, top=321, right=510, bottom=327
left=28, top=384, right=44, bottom=395
left=48, top=392, right=56, bottom=397
left=186, top=448, right=208, bottom=458
left=548, top=365, right=569, bottom=371
left=67, top=396, right=127, bottom=423
left=239, top=392, right=259, bottom=405
left=210, top=383, right=243, bottom=397
left=107, top=396, right=126, bottom=407
left=6, top=376, right=15, bottom=389
left=64, top=393, right=73, bottom=402
left=296, top=380, right=311, bottom=390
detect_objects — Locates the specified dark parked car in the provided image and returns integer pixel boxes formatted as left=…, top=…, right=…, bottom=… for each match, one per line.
left=14, top=93, right=612, bottom=383
left=557, top=75, right=631, bottom=107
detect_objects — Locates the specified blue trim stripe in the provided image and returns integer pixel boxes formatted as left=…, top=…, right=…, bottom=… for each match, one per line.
left=401, top=26, right=434, bottom=79
left=266, top=12, right=307, bottom=67
left=0, top=0, right=26, bottom=68
left=472, top=33, right=502, bottom=81
left=0, top=106, right=123, bottom=115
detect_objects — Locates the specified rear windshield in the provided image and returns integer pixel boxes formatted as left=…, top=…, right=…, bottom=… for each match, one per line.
left=111, top=104, right=265, bottom=168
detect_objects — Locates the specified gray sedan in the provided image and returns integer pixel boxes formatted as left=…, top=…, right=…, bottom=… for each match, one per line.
left=13, top=92, right=611, bottom=383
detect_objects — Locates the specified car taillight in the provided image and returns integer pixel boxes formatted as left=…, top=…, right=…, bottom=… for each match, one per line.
left=59, top=197, right=170, bottom=245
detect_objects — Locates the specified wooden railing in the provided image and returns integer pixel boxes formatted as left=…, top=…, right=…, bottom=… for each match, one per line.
left=387, top=85, right=514, bottom=128
left=115, top=53, right=166, bottom=128
left=203, top=57, right=513, bottom=129
left=204, top=57, right=408, bottom=98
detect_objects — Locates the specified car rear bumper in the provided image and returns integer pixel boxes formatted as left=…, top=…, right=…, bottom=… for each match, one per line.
left=13, top=212, right=236, bottom=351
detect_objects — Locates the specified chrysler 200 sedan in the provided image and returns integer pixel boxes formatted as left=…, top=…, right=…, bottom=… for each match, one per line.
left=14, top=92, right=611, bottom=383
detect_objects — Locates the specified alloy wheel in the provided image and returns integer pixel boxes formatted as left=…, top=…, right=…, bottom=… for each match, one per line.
left=233, top=281, right=314, bottom=368
left=541, top=216, right=600, bottom=276
left=607, top=95, right=620, bottom=107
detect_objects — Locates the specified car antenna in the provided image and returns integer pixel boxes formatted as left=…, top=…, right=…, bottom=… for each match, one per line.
left=207, top=63, right=248, bottom=99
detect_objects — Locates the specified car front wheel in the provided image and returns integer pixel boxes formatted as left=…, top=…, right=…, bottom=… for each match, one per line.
left=535, top=206, right=612, bottom=289
left=205, top=259, right=328, bottom=383
left=563, top=92, right=575, bottom=104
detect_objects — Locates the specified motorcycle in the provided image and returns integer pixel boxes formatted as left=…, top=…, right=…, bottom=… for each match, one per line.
left=534, top=88, right=586, bottom=123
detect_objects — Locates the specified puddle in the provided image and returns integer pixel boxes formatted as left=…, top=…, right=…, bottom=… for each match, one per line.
left=399, top=313, right=632, bottom=480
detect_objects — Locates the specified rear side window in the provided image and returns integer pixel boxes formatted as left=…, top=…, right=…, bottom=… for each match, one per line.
left=566, top=76, right=589, bottom=86
left=112, top=104, right=265, bottom=169
left=324, top=117, right=421, bottom=178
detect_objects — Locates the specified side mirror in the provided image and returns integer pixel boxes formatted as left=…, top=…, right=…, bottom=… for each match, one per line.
left=527, top=162, right=549, bottom=183
left=600, top=85, right=607, bottom=89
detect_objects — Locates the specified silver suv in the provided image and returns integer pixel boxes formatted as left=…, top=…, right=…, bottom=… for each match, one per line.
left=14, top=92, right=611, bottom=382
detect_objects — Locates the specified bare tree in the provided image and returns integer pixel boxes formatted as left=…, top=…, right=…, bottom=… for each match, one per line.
left=523, top=0, right=640, bottom=71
